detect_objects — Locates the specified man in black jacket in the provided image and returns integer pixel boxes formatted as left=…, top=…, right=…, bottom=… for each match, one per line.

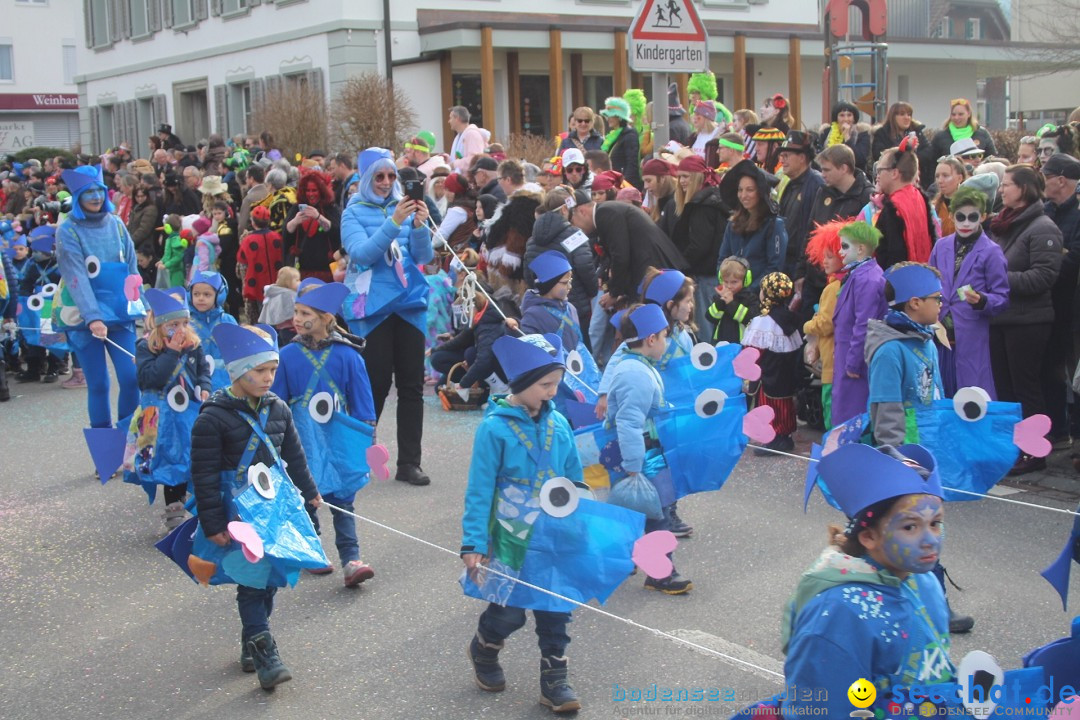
left=777, top=131, right=825, bottom=276
left=793, top=144, right=874, bottom=324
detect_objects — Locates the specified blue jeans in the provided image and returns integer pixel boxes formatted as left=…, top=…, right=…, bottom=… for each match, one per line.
left=693, top=275, right=715, bottom=341
left=588, top=295, right=613, bottom=368
left=306, top=491, right=359, bottom=564
left=69, top=324, right=138, bottom=428
left=237, top=585, right=277, bottom=642
left=477, top=602, right=571, bottom=657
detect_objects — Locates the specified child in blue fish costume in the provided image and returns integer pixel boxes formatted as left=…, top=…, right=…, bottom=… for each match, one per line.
left=189, top=323, right=325, bottom=691
left=605, top=304, right=694, bottom=595
left=126, top=288, right=211, bottom=528
left=16, top=229, right=69, bottom=382
left=598, top=269, right=697, bottom=538
left=187, top=270, right=238, bottom=392
left=271, top=278, right=377, bottom=589
left=461, top=332, right=642, bottom=714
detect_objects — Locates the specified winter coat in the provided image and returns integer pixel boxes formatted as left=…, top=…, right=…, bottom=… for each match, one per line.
left=709, top=285, right=759, bottom=344
left=451, top=124, right=487, bottom=173
left=593, top=201, right=689, bottom=300
left=605, top=352, right=664, bottom=474
left=519, top=289, right=581, bottom=350
left=56, top=211, right=139, bottom=327
left=189, top=232, right=221, bottom=282
left=816, top=122, right=872, bottom=172
left=874, top=186, right=938, bottom=270
left=606, top=125, right=642, bottom=189
left=802, top=279, right=840, bottom=384
left=236, top=229, right=284, bottom=303
left=163, top=187, right=201, bottom=217
left=780, top=548, right=950, bottom=719
left=991, top=203, right=1063, bottom=326
left=668, top=111, right=692, bottom=146
left=777, top=169, right=825, bottom=276
left=1045, top=195, right=1080, bottom=339
left=928, top=231, right=1009, bottom=396
left=160, top=232, right=188, bottom=288
left=871, top=121, right=929, bottom=164
left=718, top=215, right=788, bottom=289
left=271, top=334, right=376, bottom=422
left=831, top=259, right=887, bottom=425
left=670, top=185, right=727, bottom=273
left=524, top=211, right=597, bottom=322
left=283, top=204, right=342, bottom=277
left=341, top=193, right=434, bottom=337
left=127, top=200, right=158, bottom=249
left=461, top=397, right=582, bottom=556
left=238, top=183, right=269, bottom=234
left=432, top=300, right=510, bottom=389
left=135, top=338, right=212, bottom=399
left=864, top=316, right=942, bottom=446
left=558, top=131, right=603, bottom=155
left=189, top=290, right=238, bottom=392
left=191, top=390, right=319, bottom=538
left=486, top=193, right=540, bottom=283
left=929, top=125, right=996, bottom=173
left=259, top=285, right=296, bottom=327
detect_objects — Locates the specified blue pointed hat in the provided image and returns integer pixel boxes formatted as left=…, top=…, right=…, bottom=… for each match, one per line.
left=29, top=225, right=55, bottom=240
left=643, top=269, right=687, bottom=306
left=212, top=323, right=279, bottom=382
left=626, top=303, right=669, bottom=341
left=189, top=270, right=224, bottom=292
left=1023, top=617, right=1080, bottom=688
left=886, top=265, right=942, bottom=305
left=809, top=443, right=942, bottom=518
left=12, top=235, right=27, bottom=249
left=296, top=278, right=349, bottom=315
left=61, top=165, right=106, bottom=195
left=1040, top=508, right=1080, bottom=610
left=529, top=251, right=573, bottom=284
left=357, top=147, right=394, bottom=175
left=30, top=232, right=54, bottom=254
left=493, top=333, right=565, bottom=384
left=145, top=288, right=190, bottom=324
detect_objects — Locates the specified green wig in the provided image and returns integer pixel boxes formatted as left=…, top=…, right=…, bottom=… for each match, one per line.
left=714, top=101, right=734, bottom=125
left=949, top=186, right=987, bottom=215
left=624, top=89, right=648, bottom=127
left=838, top=220, right=882, bottom=251
left=687, top=71, right=718, bottom=102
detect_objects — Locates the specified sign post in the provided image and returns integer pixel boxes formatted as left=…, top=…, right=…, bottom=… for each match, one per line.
left=628, top=0, right=709, bottom=155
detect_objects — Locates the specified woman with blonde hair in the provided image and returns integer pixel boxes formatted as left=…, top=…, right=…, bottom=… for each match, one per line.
left=927, top=98, right=996, bottom=186
left=671, top=155, right=726, bottom=333
left=932, top=156, right=969, bottom=237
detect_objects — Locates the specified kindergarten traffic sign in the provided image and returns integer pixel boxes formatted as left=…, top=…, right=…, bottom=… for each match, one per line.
left=628, top=0, right=710, bottom=72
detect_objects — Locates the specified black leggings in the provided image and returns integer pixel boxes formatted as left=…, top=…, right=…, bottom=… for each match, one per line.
left=990, top=323, right=1052, bottom=419
left=163, top=484, right=187, bottom=505
left=362, top=314, right=426, bottom=468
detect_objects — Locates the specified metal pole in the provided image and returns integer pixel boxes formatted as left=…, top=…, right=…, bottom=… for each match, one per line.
left=650, top=73, right=669, bottom=156
left=383, top=0, right=395, bottom=145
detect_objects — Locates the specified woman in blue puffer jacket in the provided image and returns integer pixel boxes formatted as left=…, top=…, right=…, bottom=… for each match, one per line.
left=341, top=148, right=434, bottom=486
left=56, top=165, right=142, bottom=431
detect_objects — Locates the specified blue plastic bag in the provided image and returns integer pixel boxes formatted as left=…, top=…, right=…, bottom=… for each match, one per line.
left=608, top=471, right=663, bottom=520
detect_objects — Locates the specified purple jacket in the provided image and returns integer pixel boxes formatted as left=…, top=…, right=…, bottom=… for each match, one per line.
left=831, top=259, right=886, bottom=425
left=928, top=231, right=1010, bottom=398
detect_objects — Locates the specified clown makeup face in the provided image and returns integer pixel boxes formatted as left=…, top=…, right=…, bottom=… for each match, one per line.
left=865, top=494, right=944, bottom=578
left=839, top=235, right=867, bottom=265
left=952, top=204, right=983, bottom=238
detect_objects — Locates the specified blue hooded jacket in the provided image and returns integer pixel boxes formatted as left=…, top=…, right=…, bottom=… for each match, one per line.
left=340, top=152, right=434, bottom=338
left=188, top=272, right=238, bottom=391
left=604, top=352, right=665, bottom=473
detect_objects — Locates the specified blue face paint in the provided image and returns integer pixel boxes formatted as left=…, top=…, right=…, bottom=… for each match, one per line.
left=881, top=494, right=943, bottom=575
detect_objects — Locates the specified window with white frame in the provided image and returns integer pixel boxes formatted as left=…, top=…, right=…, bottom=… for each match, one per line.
left=0, top=44, right=13, bottom=81
left=130, top=0, right=149, bottom=36
left=965, top=18, right=981, bottom=40
left=227, top=82, right=252, bottom=136
left=62, top=42, right=76, bottom=84
left=223, top=0, right=248, bottom=13
left=89, top=0, right=110, bottom=47
left=16, top=0, right=49, bottom=5
left=173, top=0, right=196, bottom=26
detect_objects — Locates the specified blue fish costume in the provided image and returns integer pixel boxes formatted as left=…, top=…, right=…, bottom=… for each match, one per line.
left=167, top=323, right=329, bottom=589
left=271, top=279, right=377, bottom=499
left=188, top=270, right=238, bottom=392
left=460, top=333, right=644, bottom=613
left=123, top=288, right=210, bottom=503
left=16, top=228, right=70, bottom=354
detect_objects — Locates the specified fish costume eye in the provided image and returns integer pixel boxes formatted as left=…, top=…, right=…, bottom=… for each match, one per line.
left=539, top=477, right=579, bottom=518
left=565, top=350, right=585, bottom=376
left=308, top=391, right=335, bottom=424
left=694, top=388, right=727, bottom=418
left=27, top=294, right=45, bottom=312
left=166, top=385, right=190, bottom=412
left=690, top=343, right=718, bottom=371
left=85, top=255, right=102, bottom=278
left=953, top=386, right=990, bottom=422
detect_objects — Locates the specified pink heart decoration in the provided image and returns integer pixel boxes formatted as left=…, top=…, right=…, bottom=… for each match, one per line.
left=1054, top=697, right=1080, bottom=719
left=367, top=444, right=392, bottom=480
left=743, top=405, right=776, bottom=444
left=632, top=530, right=678, bottom=579
left=733, top=347, right=762, bottom=381
left=124, top=274, right=142, bottom=302
left=227, top=521, right=264, bottom=562
left=1014, top=414, right=1052, bottom=458
left=574, top=390, right=585, bottom=402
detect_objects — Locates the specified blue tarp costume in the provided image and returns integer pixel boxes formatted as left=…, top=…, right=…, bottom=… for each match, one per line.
left=188, top=271, right=238, bottom=392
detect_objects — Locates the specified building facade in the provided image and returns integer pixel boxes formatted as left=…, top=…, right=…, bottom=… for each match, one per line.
left=0, top=0, right=81, bottom=155
left=76, top=0, right=1056, bottom=158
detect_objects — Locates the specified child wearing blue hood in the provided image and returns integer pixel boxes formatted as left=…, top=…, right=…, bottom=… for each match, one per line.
left=17, top=229, right=69, bottom=383
left=341, top=147, right=434, bottom=486
left=55, top=165, right=142, bottom=432
left=188, top=270, right=238, bottom=392
left=461, top=332, right=582, bottom=713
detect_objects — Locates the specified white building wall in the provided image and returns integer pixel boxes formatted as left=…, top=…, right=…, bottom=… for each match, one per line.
left=1, top=0, right=78, bottom=93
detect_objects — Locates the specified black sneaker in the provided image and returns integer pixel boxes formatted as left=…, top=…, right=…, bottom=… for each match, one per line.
left=644, top=574, right=693, bottom=595
left=395, top=464, right=431, bottom=486
left=16, top=370, right=40, bottom=383
left=753, top=434, right=795, bottom=457
left=668, top=506, right=693, bottom=538
left=949, top=608, right=975, bottom=634
left=42, top=371, right=59, bottom=384
left=1008, top=454, right=1046, bottom=477
left=240, top=643, right=255, bottom=673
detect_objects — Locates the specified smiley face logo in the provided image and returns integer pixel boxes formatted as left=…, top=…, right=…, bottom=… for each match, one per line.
left=847, top=678, right=876, bottom=709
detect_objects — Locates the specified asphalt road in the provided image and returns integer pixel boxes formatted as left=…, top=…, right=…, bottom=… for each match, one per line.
left=1, top=377, right=1078, bottom=720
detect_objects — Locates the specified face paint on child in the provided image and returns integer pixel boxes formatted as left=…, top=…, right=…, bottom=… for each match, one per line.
left=840, top=238, right=860, bottom=265
left=880, top=494, right=943, bottom=575
left=952, top=205, right=983, bottom=238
